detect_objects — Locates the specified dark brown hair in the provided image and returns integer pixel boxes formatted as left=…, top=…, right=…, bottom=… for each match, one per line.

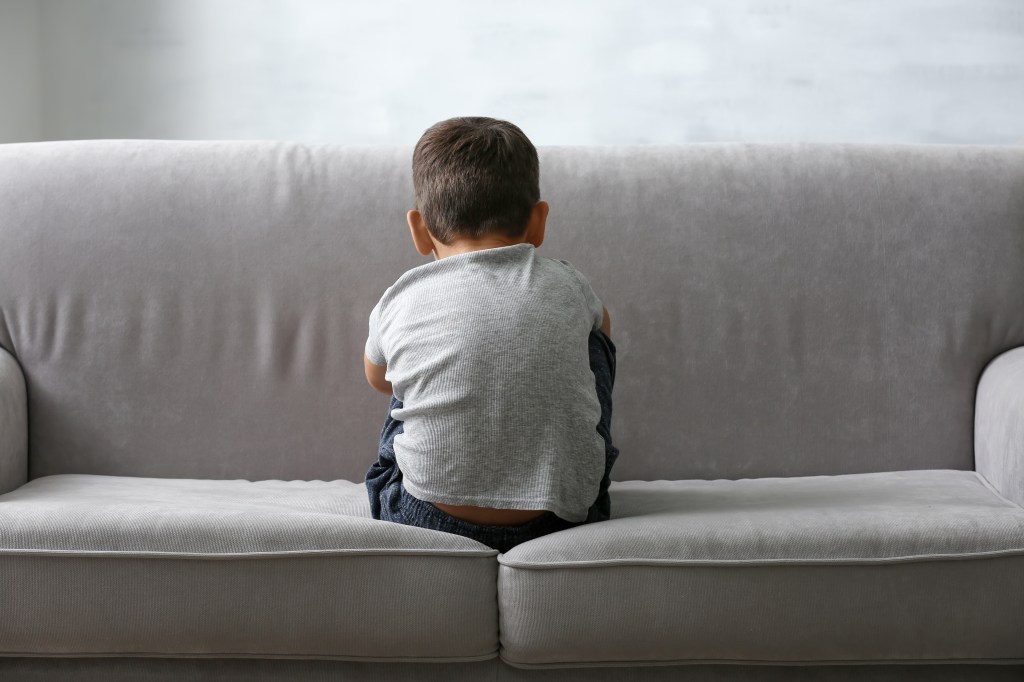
left=411, top=117, right=539, bottom=245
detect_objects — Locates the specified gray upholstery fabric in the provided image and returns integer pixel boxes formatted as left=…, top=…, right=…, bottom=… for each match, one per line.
left=2, top=141, right=1023, bottom=678
left=976, top=346, right=1024, bottom=509
left=497, top=470, right=1024, bottom=667
left=1, top=142, right=1023, bottom=483
left=0, top=475, right=498, bottom=660
left=0, top=347, right=27, bottom=496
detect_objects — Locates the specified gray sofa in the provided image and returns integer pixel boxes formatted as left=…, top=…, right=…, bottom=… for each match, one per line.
left=1, top=140, right=1023, bottom=682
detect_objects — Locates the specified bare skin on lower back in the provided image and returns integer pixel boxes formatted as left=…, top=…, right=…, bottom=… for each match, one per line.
left=429, top=502, right=548, bottom=526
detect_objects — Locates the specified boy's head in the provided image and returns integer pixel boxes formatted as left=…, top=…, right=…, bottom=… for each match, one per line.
left=410, top=117, right=543, bottom=248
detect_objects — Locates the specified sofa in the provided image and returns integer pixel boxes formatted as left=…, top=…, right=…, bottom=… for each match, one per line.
left=0, top=139, right=1022, bottom=682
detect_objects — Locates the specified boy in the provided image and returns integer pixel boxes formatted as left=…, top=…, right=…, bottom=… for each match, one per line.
left=363, top=116, right=618, bottom=553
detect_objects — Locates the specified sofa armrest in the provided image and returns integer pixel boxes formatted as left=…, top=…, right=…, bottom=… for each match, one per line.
left=975, top=346, right=1024, bottom=508
left=0, top=347, right=28, bottom=496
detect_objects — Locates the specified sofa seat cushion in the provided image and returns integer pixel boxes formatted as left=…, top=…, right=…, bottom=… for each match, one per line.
left=0, top=474, right=498, bottom=661
left=498, top=469, right=1024, bottom=668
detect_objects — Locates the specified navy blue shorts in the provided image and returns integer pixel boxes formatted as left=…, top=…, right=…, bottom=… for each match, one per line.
left=365, top=329, right=618, bottom=553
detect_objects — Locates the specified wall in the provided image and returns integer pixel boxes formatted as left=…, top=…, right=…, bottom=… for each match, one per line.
left=3, top=0, right=1024, bottom=144
left=0, top=0, right=41, bottom=143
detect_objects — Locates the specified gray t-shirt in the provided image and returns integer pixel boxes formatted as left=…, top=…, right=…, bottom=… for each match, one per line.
left=365, top=243, right=606, bottom=522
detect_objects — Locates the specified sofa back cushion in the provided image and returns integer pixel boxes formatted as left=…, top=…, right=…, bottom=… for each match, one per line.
left=1, top=141, right=1022, bottom=482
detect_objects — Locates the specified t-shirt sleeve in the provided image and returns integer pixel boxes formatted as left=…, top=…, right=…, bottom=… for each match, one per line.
left=365, top=299, right=387, bottom=366
left=558, top=260, right=604, bottom=332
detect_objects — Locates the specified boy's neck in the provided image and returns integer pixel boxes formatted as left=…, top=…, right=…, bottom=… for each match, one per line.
left=431, top=236, right=530, bottom=260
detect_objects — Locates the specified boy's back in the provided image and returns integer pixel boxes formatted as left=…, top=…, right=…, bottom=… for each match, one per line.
left=363, top=115, right=619, bottom=552
left=365, top=242, right=606, bottom=523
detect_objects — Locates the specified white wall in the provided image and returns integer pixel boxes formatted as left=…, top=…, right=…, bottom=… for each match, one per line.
left=0, top=0, right=41, bottom=143
left=5, top=0, right=1024, bottom=144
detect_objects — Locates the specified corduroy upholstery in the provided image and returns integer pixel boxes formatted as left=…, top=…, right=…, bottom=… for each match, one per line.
left=1, top=140, right=1023, bottom=681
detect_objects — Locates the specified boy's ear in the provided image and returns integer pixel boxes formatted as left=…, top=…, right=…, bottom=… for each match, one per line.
left=525, top=201, right=548, bottom=248
left=407, top=210, right=436, bottom=257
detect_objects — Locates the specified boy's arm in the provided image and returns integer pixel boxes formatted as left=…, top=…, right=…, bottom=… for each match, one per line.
left=561, top=260, right=610, bottom=338
left=364, top=354, right=393, bottom=395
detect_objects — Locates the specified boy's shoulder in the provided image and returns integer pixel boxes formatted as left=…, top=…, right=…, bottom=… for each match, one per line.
left=374, top=246, right=597, bottom=313
left=390, top=245, right=584, bottom=287
left=370, top=247, right=602, bottom=341
left=545, top=257, right=599, bottom=298
left=547, top=256, right=586, bottom=277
